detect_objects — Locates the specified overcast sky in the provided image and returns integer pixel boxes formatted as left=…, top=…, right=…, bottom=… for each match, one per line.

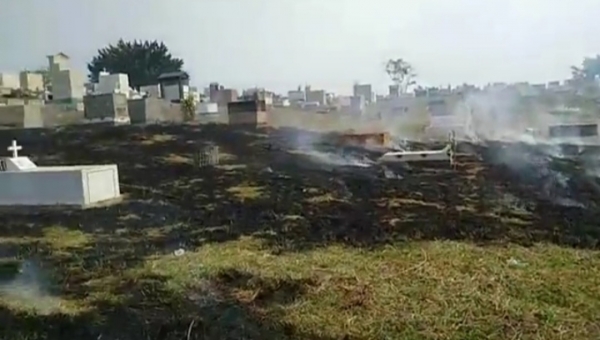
left=2, top=0, right=600, bottom=94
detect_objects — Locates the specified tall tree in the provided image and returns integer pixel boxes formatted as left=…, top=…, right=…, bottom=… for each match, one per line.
left=87, top=39, right=184, bottom=88
left=571, top=55, right=600, bottom=81
left=570, top=56, right=600, bottom=97
left=385, top=58, right=416, bottom=93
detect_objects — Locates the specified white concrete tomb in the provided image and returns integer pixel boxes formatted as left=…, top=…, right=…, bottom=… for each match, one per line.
left=0, top=140, right=121, bottom=207
left=377, top=131, right=456, bottom=165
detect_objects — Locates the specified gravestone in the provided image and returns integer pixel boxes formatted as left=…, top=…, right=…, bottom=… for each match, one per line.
left=0, top=140, right=121, bottom=207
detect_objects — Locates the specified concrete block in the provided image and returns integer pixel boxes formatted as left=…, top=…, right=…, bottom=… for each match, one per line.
left=0, top=105, right=43, bottom=128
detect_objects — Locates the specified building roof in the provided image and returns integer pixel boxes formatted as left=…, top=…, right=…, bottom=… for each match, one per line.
left=47, top=52, right=70, bottom=59
left=157, top=71, right=189, bottom=80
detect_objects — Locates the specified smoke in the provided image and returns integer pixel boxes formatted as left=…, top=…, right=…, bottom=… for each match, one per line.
left=0, top=259, right=62, bottom=314
left=285, top=127, right=375, bottom=168
left=452, top=90, right=529, bottom=142
left=272, top=93, right=600, bottom=206
left=449, top=89, right=598, bottom=207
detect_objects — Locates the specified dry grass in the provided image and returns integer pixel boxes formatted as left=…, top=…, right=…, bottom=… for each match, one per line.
left=162, top=153, right=192, bottom=164
left=139, top=134, right=176, bottom=145
left=226, top=182, right=265, bottom=200
left=1, top=227, right=599, bottom=339
left=305, top=193, right=347, bottom=204
left=145, top=238, right=600, bottom=339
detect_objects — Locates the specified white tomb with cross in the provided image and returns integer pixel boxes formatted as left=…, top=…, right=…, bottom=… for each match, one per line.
left=0, top=140, right=121, bottom=207
left=2, top=140, right=38, bottom=171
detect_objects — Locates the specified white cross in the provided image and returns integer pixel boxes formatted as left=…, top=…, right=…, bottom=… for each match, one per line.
left=7, top=140, right=22, bottom=158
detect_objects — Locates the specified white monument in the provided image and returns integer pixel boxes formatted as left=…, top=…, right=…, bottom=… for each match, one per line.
left=0, top=73, right=20, bottom=90
left=47, top=53, right=85, bottom=101
left=0, top=140, right=121, bottom=207
left=97, top=71, right=131, bottom=98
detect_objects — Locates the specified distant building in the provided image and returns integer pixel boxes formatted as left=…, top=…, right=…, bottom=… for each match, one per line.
left=389, top=85, right=399, bottom=98
left=243, top=88, right=274, bottom=106
left=353, top=83, right=374, bottom=103
left=217, top=88, right=238, bottom=106
left=209, top=82, right=221, bottom=102
left=306, top=88, right=326, bottom=106
left=350, top=96, right=365, bottom=114
left=288, top=89, right=305, bottom=102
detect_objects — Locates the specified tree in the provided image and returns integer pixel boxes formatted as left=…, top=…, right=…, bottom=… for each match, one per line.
left=571, top=55, right=600, bottom=81
left=180, top=95, right=196, bottom=121
left=570, top=56, right=600, bottom=98
left=87, top=39, right=184, bottom=88
left=385, top=58, right=416, bottom=93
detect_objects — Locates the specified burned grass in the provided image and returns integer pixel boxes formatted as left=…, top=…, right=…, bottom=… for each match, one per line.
left=0, top=123, right=598, bottom=339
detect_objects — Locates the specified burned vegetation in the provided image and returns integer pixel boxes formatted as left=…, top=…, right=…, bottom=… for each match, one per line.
left=0, top=123, right=599, bottom=339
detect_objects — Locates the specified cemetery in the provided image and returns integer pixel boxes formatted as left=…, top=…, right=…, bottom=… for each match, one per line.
left=1, top=44, right=600, bottom=339
left=0, top=119, right=599, bottom=339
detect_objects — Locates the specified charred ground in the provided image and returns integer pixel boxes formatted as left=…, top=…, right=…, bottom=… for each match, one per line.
left=0, top=123, right=599, bottom=339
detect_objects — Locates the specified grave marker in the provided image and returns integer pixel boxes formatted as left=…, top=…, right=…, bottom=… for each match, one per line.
left=0, top=139, right=121, bottom=207
left=1, top=140, right=37, bottom=171
left=8, top=140, right=21, bottom=158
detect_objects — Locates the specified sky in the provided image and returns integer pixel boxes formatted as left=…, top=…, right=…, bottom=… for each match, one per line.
left=2, top=0, right=600, bottom=95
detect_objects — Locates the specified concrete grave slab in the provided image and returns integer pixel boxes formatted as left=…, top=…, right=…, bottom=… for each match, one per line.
left=0, top=140, right=122, bottom=208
